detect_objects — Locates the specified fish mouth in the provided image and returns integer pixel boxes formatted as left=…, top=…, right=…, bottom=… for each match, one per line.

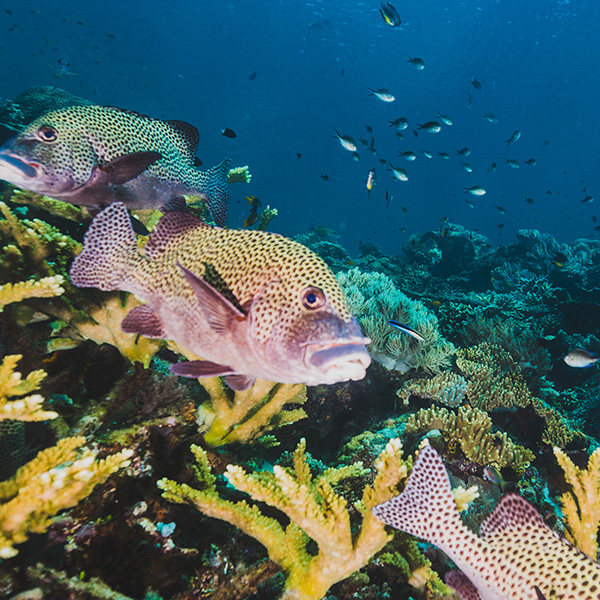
left=305, top=337, right=371, bottom=382
left=0, top=152, right=39, bottom=179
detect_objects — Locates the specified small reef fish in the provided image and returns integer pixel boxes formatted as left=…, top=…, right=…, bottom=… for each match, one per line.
left=379, top=1, right=401, bottom=27
left=495, top=204, right=506, bottom=214
left=406, top=56, right=425, bottom=70
left=504, top=130, right=521, bottom=146
left=389, top=117, right=409, bottom=130
left=464, top=198, right=475, bottom=208
left=438, top=152, right=450, bottom=159
left=421, top=150, right=433, bottom=159
left=488, top=162, right=497, bottom=172
left=320, top=173, right=329, bottom=181
left=505, top=158, right=520, bottom=169
left=332, top=130, right=357, bottom=152
left=221, top=128, right=237, bottom=139
left=460, top=161, right=472, bottom=173
left=524, top=158, right=537, bottom=166
left=388, top=320, right=425, bottom=341
left=524, top=196, right=534, bottom=205
left=398, top=150, right=416, bottom=161
left=352, top=152, right=361, bottom=162
left=366, top=169, right=376, bottom=196
left=243, top=195, right=261, bottom=228
left=0, top=105, right=233, bottom=226
left=389, top=164, right=408, bottom=182
left=385, top=188, right=392, bottom=206
left=417, top=121, right=441, bottom=133
left=471, top=77, right=482, bottom=89
left=563, top=348, right=600, bottom=368
left=467, top=92, right=473, bottom=108
left=457, top=147, right=471, bottom=156
left=553, top=252, right=567, bottom=266
left=465, top=185, right=486, bottom=196
left=51, top=58, right=76, bottom=79
left=482, top=112, right=498, bottom=123
left=483, top=465, right=511, bottom=493
left=372, top=445, right=600, bottom=600
left=70, top=203, right=372, bottom=391
left=369, top=88, right=395, bottom=102
left=582, top=188, right=594, bottom=204
left=248, top=71, right=257, bottom=80
left=437, top=112, right=453, bottom=126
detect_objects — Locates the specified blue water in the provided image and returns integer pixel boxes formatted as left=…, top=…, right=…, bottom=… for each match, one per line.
left=2, top=0, right=599, bottom=254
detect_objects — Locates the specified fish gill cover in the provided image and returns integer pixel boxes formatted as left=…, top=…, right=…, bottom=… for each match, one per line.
left=0, top=0, right=599, bottom=599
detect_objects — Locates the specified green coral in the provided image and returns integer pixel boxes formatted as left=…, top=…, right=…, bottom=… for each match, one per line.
left=337, top=268, right=455, bottom=374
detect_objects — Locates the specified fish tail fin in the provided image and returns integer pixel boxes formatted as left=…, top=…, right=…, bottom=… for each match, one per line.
left=201, top=157, right=231, bottom=227
left=70, top=202, right=139, bottom=291
left=371, top=444, right=463, bottom=546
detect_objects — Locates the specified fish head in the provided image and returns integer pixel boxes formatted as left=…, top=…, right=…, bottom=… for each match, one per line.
left=245, top=262, right=371, bottom=385
left=0, top=108, right=97, bottom=197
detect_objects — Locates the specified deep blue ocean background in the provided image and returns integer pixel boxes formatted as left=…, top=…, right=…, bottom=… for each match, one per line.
left=1, top=0, right=598, bottom=254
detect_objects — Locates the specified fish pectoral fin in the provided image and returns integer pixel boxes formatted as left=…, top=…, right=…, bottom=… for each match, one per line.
left=178, top=264, right=245, bottom=334
left=225, top=374, right=255, bottom=391
left=121, top=304, right=165, bottom=338
left=96, top=151, right=163, bottom=185
left=444, top=570, right=480, bottom=599
left=170, top=360, right=235, bottom=378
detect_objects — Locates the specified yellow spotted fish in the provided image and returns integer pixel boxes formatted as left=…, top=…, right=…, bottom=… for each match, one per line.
left=70, top=202, right=371, bottom=390
left=0, top=105, right=231, bottom=225
left=372, top=445, right=600, bottom=600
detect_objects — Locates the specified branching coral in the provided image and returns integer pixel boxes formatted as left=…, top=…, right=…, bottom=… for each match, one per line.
left=0, top=275, right=64, bottom=312
left=405, top=405, right=534, bottom=469
left=227, top=165, right=252, bottom=184
left=554, top=446, right=600, bottom=559
left=0, top=355, right=132, bottom=558
left=456, top=342, right=533, bottom=411
left=196, top=376, right=308, bottom=447
left=159, top=438, right=412, bottom=600
left=337, top=268, right=455, bottom=374
left=397, top=371, right=468, bottom=407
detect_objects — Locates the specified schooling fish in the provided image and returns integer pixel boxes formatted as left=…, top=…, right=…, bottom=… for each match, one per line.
left=563, top=348, right=600, bottom=368
left=372, top=444, right=600, bottom=600
left=0, top=105, right=233, bottom=226
left=388, top=164, right=408, bottom=182
left=70, top=203, right=371, bottom=391
left=368, top=88, right=395, bottom=102
left=482, top=112, right=498, bottom=123
left=379, top=1, right=401, bottom=27
left=465, top=185, right=486, bottom=196
left=471, top=77, right=482, bottom=89
left=407, top=56, right=425, bottom=70
left=389, top=117, right=409, bottom=130
left=437, top=112, right=453, bottom=126
left=504, top=130, right=521, bottom=146
left=417, top=121, right=441, bottom=133
left=332, top=129, right=357, bottom=152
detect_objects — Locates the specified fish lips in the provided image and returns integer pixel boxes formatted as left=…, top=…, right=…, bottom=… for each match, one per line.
left=0, top=151, right=39, bottom=180
left=306, top=338, right=371, bottom=383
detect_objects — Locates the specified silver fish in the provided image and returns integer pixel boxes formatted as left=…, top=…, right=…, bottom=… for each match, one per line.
left=564, top=348, right=599, bottom=368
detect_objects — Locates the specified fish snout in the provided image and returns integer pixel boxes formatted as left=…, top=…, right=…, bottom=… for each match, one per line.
left=0, top=151, right=40, bottom=179
left=306, top=337, right=371, bottom=383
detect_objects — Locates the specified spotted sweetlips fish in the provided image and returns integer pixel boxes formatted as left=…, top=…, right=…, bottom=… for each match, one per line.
left=69, top=202, right=371, bottom=390
left=372, top=445, right=600, bottom=600
left=0, top=105, right=231, bottom=225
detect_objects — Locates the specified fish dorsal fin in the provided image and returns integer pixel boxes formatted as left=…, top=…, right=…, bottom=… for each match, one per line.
left=167, top=120, right=200, bottom=158
left=103, top=105, right=158, bottom=122
left=479, top=494, right=546, bottom=541
left=144, top=211, right=208, bottom=260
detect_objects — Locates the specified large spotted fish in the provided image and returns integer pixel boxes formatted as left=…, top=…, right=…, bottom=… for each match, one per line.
left=0, top=105, right=231, bottom=225
left=372, top=445, right=600, bottom=600
left=69, top=202, right=371, bottom=390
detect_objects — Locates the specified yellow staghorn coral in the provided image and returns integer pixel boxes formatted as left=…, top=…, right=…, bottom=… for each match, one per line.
left=0, top=436, right=132, bottom=558
left=405, top=405, right=534, bottom=470
left=554, top=447, right=600, bottom=559
left=397, top=371, right=468, bottom=407
left=532, top=398, right=586, bottom=449
left=456, top=342, right=532, bottom=411
left=196, top=377, right=307, bottom=447
left=158, top=438, right=412, bottom=600
left=0, top=275, right=65, bottom=312
left=0, top=354, right=57, bottom=422
left=227, top=165, right=252, bottom=184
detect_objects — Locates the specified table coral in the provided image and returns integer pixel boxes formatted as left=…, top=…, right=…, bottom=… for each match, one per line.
left=337, top=268, right=455, bottom=374
left=554, top=446, right=600, bottom=559
left=456, top=342, right=532, bottom=411
left=397, top=371, right=468, bottom=407
left=405, top=405, right=534, bottom=469
left=158, top=438, right=412, bottom=600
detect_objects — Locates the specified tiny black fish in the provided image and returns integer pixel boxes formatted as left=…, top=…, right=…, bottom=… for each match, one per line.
left=249, top=71, right=257, bottom=81
left=471, top=78, right=482, bottom=89
left=222, top=127, right=237, bottom=139
left=320, top=174, right=329, bottom=181
left=296, top=152, right=302, bottom=159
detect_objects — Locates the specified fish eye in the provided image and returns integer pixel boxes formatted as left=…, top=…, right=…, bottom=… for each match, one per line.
left=36, top=125, right=58, bottom=143
left=301, top=286, right=326, bottom=310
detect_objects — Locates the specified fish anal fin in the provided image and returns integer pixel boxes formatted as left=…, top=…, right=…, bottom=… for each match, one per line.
left=445, top=571, right=482, bottom=600
left=121, top=304, right=164, bottom=338
left=170, top=360, right=235, bottom=378
left=225, top=374, right=255, bottom=391
left=97, top=151, right=162, bottom=185
left=479, top=493, right=546, bottom=541
left=144, top=211, right=207, bottom=260
left=167, top=119, right=200, bottom=158
left=178, top=264, right=245, bottom=334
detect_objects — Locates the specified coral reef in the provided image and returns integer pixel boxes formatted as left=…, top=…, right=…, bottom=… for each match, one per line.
left=397, top=371, right=468, bottom=407
left=0, top=275, right=65, bottom=312
left=158, top=438, right=411, bottom=600
left=337, top=268, right=455, bottom=374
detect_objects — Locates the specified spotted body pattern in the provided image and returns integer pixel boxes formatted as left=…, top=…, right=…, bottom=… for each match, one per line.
left=372, top=445, right=600, bottom=600
left=0, top=105, right=231, bottom=225
left=70, top=203, right=371, bottom=390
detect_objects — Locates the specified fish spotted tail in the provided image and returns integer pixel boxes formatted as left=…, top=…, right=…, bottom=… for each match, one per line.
left=371, top=444, right=463, bottom=544
left=70, top=202, right=139, bottom=291
left=202, top=157, right=231, bottom=227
